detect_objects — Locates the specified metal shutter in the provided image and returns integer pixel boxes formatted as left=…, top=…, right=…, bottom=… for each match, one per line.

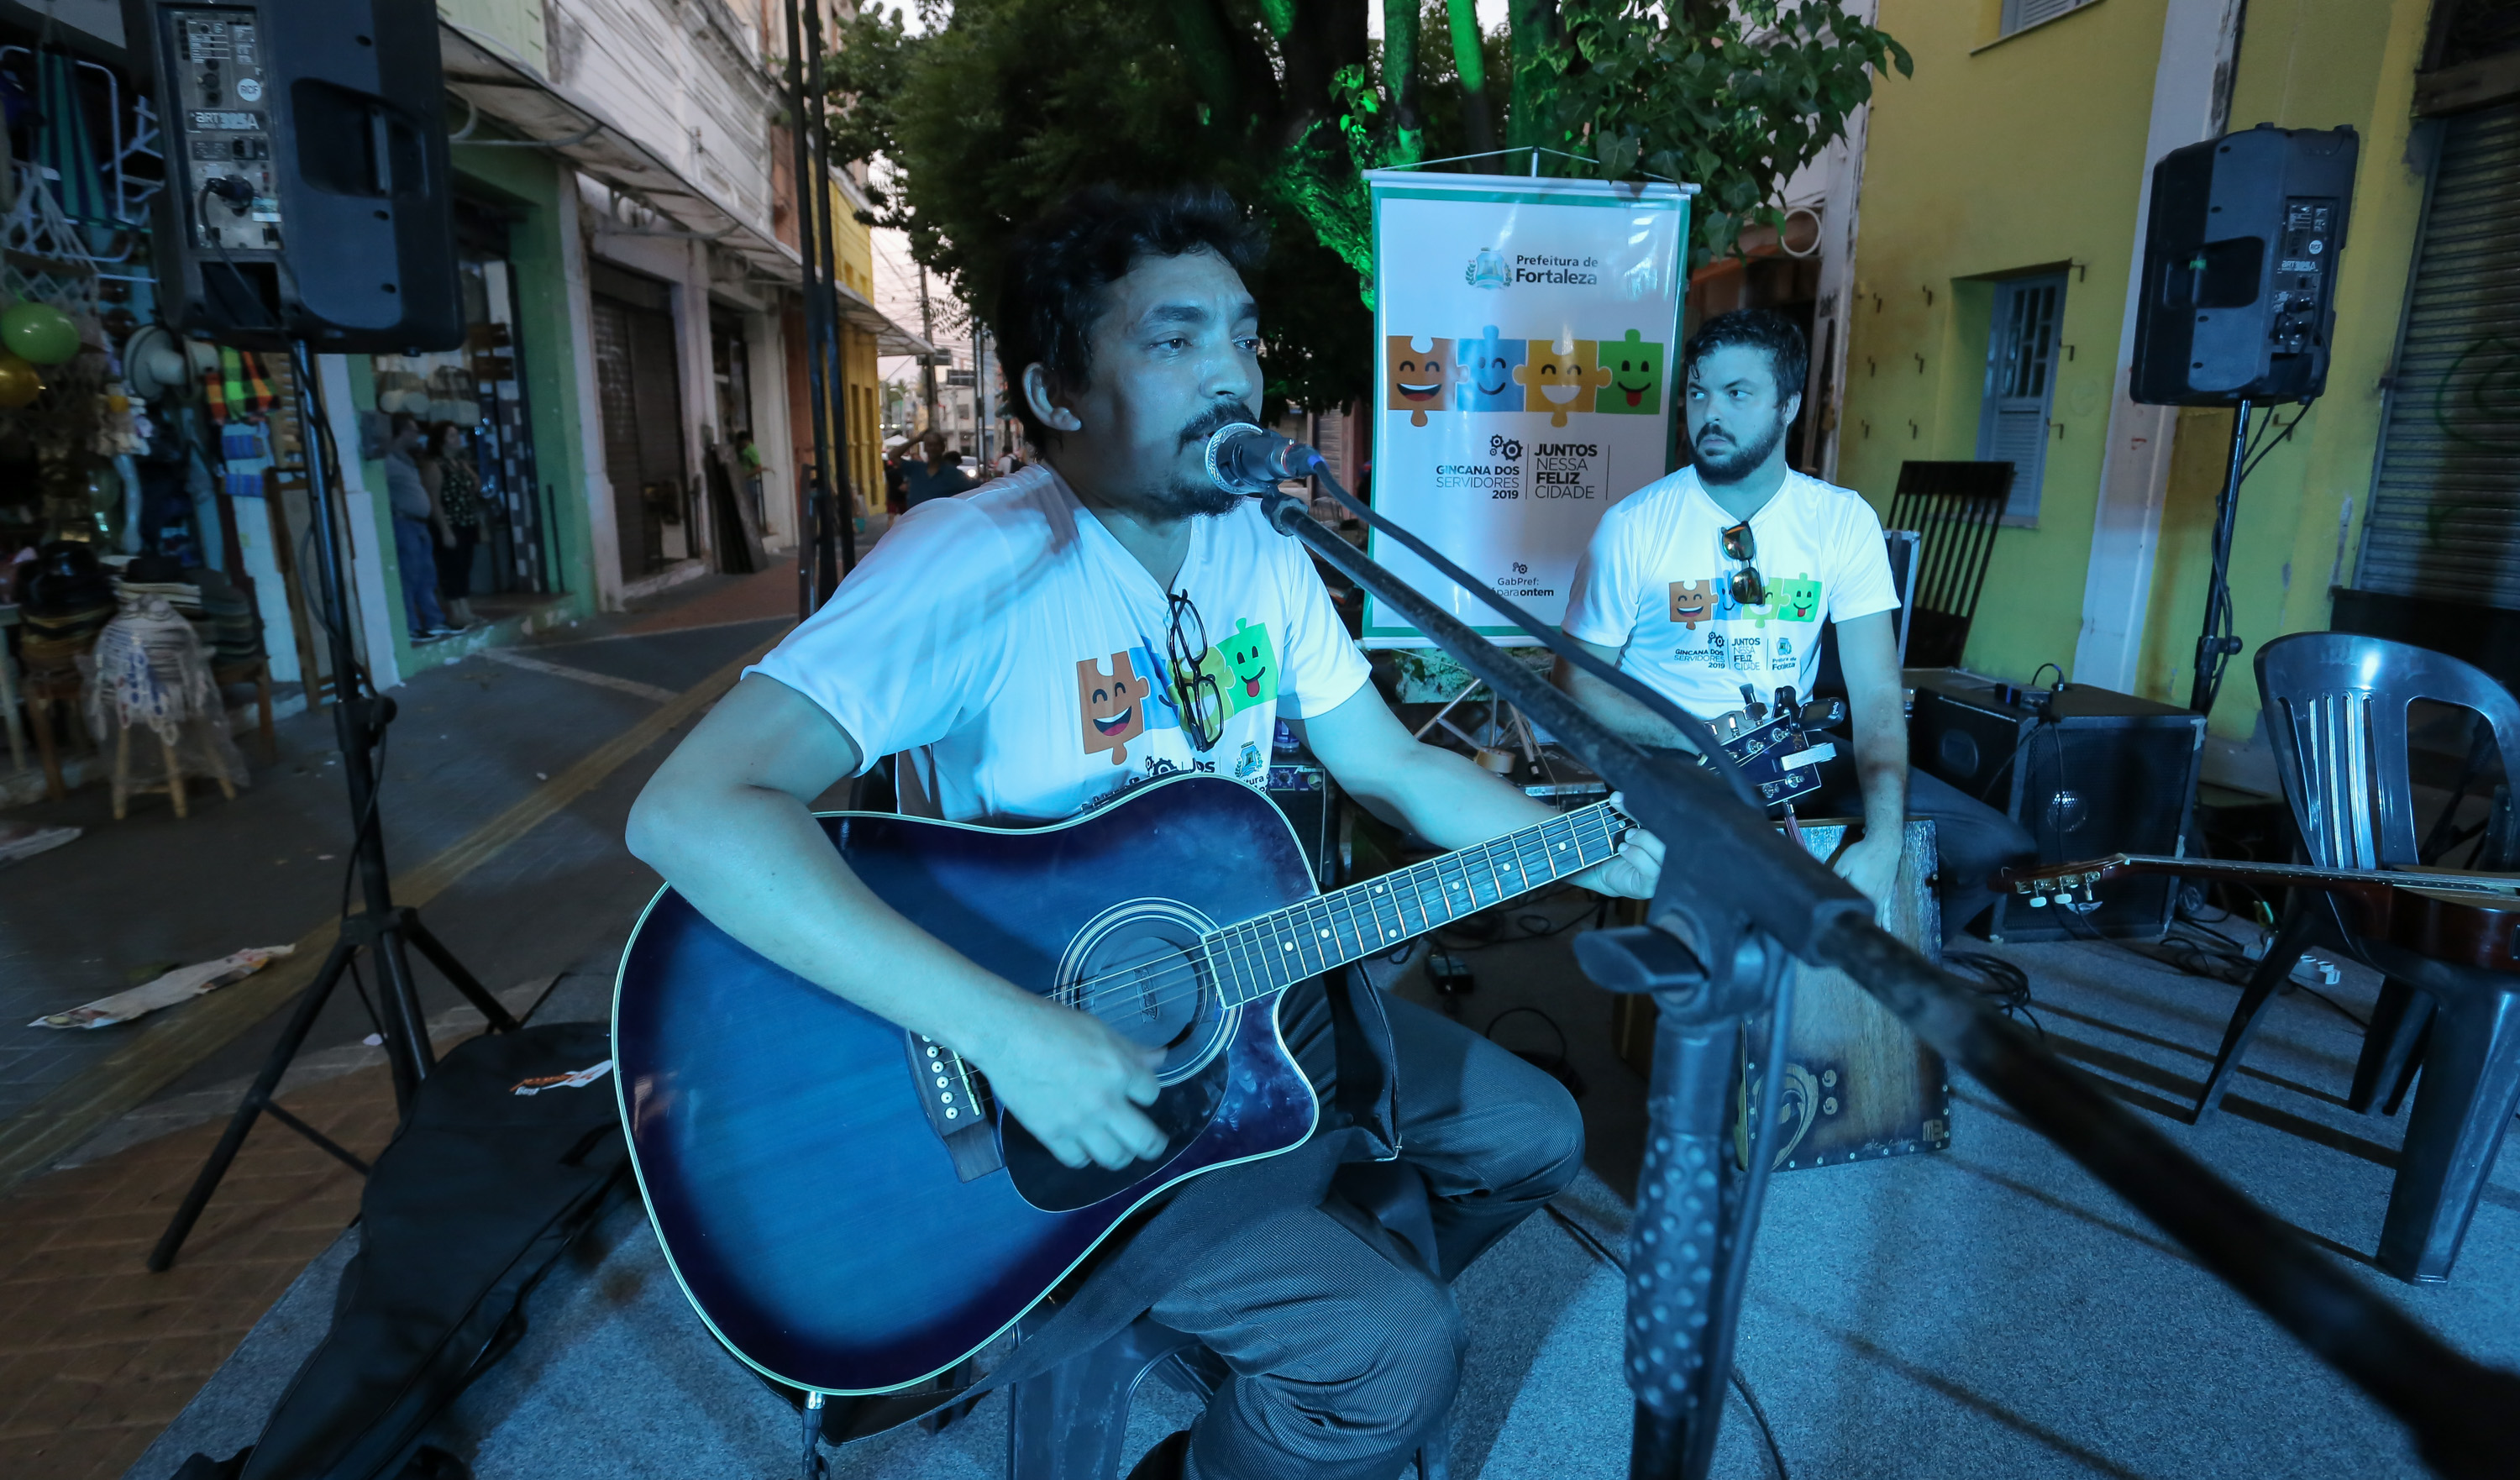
left=2357, top=102, right=2520, bottom=608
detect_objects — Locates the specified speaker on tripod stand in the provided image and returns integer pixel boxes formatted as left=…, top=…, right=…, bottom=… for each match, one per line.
left=120, top=0, right=515, bottom=1271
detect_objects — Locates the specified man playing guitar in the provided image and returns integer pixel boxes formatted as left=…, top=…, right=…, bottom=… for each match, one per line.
left=1553, top=309, right=2029, bottom=940
left=627, top=186, right=1661, bottom=1480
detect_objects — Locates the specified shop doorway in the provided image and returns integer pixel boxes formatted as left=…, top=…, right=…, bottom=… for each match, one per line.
left=706, top=311, right=765, bottom=572
left=590, top=263, right=690, bottom=581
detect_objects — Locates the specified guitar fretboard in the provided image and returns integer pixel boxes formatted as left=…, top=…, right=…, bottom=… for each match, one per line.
left=1200, top=801, right=1629, bottom=1005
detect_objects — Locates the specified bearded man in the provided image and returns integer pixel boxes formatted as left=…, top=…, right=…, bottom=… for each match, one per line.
left=1553, top=309, right=2030, bottom=940
left=629, top=186, right=1662, bottom=1479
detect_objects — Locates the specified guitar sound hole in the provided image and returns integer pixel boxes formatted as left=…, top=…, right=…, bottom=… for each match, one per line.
left=1062, top=905, right=1229, bottom=1084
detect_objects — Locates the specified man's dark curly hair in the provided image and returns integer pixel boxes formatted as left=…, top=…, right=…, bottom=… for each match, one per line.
left=993, top=185, right=1268, bottom=449
left=1683, top=309, right=1809, bottom=404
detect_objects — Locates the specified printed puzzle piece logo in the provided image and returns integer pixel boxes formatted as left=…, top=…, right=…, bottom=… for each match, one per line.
left=1077, top=651, right=1147, bottom=765
left=1215, top=617, right=1278, bottom=716
left=1130, top=640, right=1179, bottom=731
left=1515, top=335, right=1612, bottom=428
left=1594, top=330, right=1666, bottom=416
left=1385, top=336, right=1453, bottom=428
left=1772, top=573, right=1822, bottom=623
left=1667, top=579, right=1715, bottom=631
left=1465, top=249, right=1510, bottom=290
left=1713, top=580, right=1746, bottom=623
left=1455, top=327, right=1525, bottom=413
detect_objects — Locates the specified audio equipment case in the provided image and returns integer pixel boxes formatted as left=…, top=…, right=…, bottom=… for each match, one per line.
left=1908, top=669, right=2207, bottom=941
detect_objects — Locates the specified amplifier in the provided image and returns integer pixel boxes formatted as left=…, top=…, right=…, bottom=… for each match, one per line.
left=1908, top=669, right=2205, bottom=941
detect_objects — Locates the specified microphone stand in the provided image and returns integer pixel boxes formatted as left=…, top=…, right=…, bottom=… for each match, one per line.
left=1230, top=432, right=2520, bottom=1480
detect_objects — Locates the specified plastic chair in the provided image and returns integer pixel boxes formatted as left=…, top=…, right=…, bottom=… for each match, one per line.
left=2192, top=632, right=2520, bottom=1282
left=1005, top=1160, right=1452, bottom=1480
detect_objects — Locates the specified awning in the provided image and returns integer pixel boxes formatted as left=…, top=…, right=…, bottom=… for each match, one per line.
left=436, top=21, right=930, bottom=357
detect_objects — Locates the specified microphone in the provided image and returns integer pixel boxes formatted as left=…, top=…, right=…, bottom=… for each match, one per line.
left=1204, top=422, right=1320, bottom=495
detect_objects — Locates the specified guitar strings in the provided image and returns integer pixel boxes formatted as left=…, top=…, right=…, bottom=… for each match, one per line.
left=1053, top=806, right=1625, bottom=1027
left=1050, top=806, right=1627, bottom=1031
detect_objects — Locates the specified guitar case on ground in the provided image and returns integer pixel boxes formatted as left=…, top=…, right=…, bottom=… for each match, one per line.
left=169, top=1022, right=633, bottom=1480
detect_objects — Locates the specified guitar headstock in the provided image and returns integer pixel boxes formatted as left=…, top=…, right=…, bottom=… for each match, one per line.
left=1995, top=854, right=2134, bottom=913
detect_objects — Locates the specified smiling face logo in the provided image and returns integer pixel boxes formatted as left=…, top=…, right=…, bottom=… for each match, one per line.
left=1772, top=573, right=1822, bottom=622
left=1077, top=651, right=1147, bottom=764
left=1386, top=336, right=1454, bottom=428
left=1514, top=336, right=1613, bottom=428
left=1454, top=326, right=1525, bottom=413
left=1668, top=579, right=1715, bottom=630
left=1215, top=617, right=1278, bottom=716
left=1593, top=329, right=1666, bottom=416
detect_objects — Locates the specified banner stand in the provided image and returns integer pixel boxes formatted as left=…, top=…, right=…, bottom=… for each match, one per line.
left=1364, top=169, right=1693, bottom=648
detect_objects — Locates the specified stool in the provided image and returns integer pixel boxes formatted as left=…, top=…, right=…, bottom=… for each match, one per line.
left=24, top=666, right=86, bottom=801
left=108, top=711, right=236, bottom=820
left=214, top=653, right=276, bottom=762
left=1005, top=1161, right=1452, bottom=1480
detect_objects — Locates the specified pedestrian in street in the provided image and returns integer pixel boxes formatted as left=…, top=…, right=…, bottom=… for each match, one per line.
left=882, top=443, right=908, bottom=515
left=384, top=412, right=453, bottom=642
left=423, top=423, right=486, bottom=631
left=900, top=429, right=974, bottom=507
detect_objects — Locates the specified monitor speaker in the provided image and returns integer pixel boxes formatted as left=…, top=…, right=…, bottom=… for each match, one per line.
left=122, top=0, right=462, bottom=351
left=1908, top=671, right=2206, bottom=941
left=2130, top=123, right=2358, bottom=407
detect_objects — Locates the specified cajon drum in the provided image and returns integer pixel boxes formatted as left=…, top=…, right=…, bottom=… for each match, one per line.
left=1609, top=818, right=1950, bottom=1172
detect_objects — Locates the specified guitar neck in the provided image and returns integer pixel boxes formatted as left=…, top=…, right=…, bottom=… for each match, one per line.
left=2096, top=854, right=2519, bottom=898
left=1205, top=801, right=1629, bottom=1005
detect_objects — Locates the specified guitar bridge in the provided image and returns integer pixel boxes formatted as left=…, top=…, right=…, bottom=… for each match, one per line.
left=908, top=1032, right=1004, bottom=1182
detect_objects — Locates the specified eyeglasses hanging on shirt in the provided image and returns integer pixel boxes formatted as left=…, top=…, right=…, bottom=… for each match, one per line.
left=1720, top=521, right=1767, bottom=606
left=1167, top=588, right=1227, bottom=751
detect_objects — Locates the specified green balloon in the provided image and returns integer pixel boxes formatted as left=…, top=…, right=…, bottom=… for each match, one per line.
left=2, top=302, right=81, bottom=365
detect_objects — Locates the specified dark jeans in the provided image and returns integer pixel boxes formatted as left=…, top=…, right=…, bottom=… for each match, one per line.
left=435, top=524, right=479, bottom=600
left=1810, top=758, right=2035, bottom=942
left=1153, top=989, right=1583, bottom=1480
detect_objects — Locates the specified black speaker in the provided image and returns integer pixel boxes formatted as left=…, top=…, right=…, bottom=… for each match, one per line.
left=2130, top=123, right=2358, bottom=407
left=123, top=0, right=462, bottom=351
left=1908, top=671, right=2206, bottom=941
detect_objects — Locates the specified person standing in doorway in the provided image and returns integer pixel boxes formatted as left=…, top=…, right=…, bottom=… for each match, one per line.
left=384, top=412, right=453, bottom=642
left=423, top=423, right=486, bottom=631
left=900, top=428, right=974, bottom=507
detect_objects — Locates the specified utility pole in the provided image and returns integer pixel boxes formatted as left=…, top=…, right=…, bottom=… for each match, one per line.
left=974, top=325, right=992, bottom=468
left=916, top=265, right=940, bottom=435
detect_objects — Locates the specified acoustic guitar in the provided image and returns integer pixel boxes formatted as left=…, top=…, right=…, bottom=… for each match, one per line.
left=612, top=775, right=1635, bottom=1396
left=1994, top=853, right=2520, bottom=974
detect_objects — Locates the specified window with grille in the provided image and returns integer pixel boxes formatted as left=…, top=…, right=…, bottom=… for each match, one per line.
left=2001, top=0, right=2097, bottom=39
left=1976, top=274, right=2066, bottom=522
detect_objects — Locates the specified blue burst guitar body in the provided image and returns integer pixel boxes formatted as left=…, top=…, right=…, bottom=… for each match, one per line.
left=613, top=774, right=1627, bottom=1395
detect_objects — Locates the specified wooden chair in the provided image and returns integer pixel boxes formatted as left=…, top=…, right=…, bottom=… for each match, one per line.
left=1883, top=461, right=2012, bottom=669
left=24, top=665, right=86, bottom=801
left=215, top=653, right=277, bottom=763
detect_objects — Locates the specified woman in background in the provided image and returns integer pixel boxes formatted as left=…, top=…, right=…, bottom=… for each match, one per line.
left=422, top=423, right=487, bottom=630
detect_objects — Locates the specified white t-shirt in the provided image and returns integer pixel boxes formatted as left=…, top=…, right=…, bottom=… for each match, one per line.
left=751, top=465, right=1373, bottom=825
left=1561, top=467, right=1898, bottom=719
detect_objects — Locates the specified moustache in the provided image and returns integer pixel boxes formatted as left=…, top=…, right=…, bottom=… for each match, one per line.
left=1181, top=403, right=1260, bottom=446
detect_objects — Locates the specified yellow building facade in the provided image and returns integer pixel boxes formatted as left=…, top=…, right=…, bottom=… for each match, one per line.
left=1836, top=0, right=2440, bottom=741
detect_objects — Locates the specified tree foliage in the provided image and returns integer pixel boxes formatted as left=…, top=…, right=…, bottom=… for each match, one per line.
left=821, top=0, right=1907, bottom=410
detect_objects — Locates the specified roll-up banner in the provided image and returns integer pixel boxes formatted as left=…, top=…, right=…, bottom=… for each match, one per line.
left=1364, top=171, right=1693, bottom=648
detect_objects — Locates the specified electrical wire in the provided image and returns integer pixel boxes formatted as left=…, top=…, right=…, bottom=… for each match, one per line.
left=1945, top=951, right=2044, bottom=1037
left=1540, top=1200, right=1793, bottom=1480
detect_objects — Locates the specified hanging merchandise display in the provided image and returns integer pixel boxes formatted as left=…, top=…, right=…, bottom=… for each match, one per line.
left=1362, top=171, right=1692, bottom=647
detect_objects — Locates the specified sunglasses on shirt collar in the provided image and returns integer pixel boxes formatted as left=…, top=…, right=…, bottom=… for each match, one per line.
left=1721, top=521, right=1767, bottom=606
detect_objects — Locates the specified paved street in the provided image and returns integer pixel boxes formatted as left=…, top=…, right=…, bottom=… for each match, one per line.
left=0, top=566, right=801, bottom=1478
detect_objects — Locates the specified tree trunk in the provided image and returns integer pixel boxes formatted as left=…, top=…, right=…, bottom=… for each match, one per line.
left=1383, top=0, right=1424, bottom=163
left=1445, top=0, right=1497, bottom=159
left=1505, top=0, right=1557, bottom=166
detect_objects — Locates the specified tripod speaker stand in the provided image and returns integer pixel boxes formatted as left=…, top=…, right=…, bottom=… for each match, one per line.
left=148, top=341, right=518, bottom=1273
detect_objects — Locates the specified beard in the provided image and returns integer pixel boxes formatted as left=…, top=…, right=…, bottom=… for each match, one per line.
left=1152, top=401, right=1261, bottom=517
left=1690, top=414, right=1788, bottom=485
